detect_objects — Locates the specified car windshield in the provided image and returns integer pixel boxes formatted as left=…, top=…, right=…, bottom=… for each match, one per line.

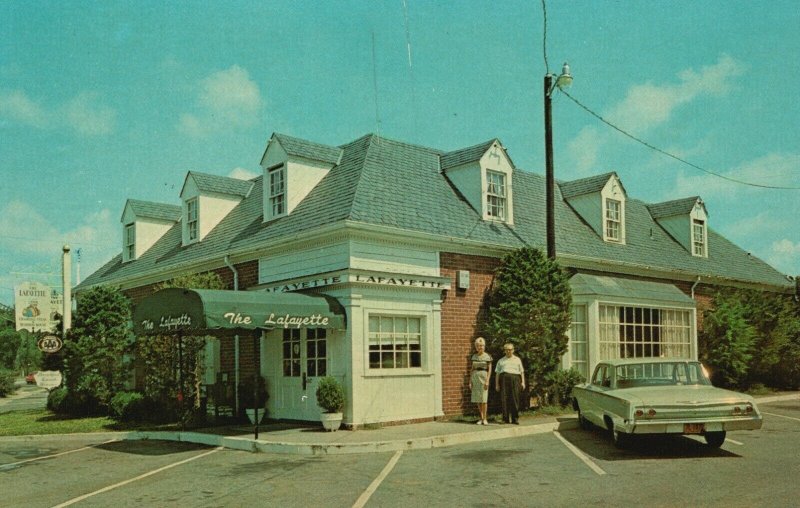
left=614, top=361, right=712, bottom=388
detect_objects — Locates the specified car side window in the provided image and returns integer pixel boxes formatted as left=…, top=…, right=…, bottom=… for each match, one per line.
left=592, top=365, right=607, bottom=387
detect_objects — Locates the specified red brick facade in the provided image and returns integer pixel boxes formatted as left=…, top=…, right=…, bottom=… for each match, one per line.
left=439, top=252, right=500, bottom=416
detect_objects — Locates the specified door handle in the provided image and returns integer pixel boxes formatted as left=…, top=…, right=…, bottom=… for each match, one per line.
left=302, top=372, right=307, bottom=391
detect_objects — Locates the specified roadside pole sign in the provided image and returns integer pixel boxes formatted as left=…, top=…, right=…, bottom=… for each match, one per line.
left=34, top=371, right=63, bottom=390
left=38, top=334, right=63, bottom=353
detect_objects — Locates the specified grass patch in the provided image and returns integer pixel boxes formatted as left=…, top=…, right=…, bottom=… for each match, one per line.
left=0, top=409, right=184, bottom=437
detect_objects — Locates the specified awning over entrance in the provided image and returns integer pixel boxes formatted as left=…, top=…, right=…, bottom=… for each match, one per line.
left=132, top=288, right=346, bottom=335
left=569, top=273, right=695, bottom=305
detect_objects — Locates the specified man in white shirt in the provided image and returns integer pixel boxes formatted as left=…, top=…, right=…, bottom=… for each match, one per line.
left=494, top=343, right=525, bottom=424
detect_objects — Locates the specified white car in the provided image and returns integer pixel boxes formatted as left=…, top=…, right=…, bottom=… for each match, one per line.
left=572, top=358, right=762, bottom=448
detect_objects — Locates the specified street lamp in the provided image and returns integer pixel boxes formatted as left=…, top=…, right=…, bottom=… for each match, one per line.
left=544, top=62, right=572, bottom=259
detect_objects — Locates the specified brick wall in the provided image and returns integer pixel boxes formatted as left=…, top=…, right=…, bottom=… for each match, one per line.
left=439, top=252, right=500, bottom=416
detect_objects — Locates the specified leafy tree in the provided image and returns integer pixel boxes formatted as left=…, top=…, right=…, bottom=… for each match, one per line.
left=134, top=271, right=225, bottom=422
left=485, top=247, right=572, bottom=403
left=63, top=285, right=132, bottom=414
left=0, top=328, right=21, bottom=370
left=14, top=330, right=41, bottom=375
left=699, top=293, right=756, bottom=388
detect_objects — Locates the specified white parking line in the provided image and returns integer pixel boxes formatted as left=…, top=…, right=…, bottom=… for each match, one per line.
left=51, top=446, right=222, bottom=507
left=0, top=439, right=119, bottom=471
left=352, top=450, right=403, bottom=508
left=763, top=412, right=800, bottom=423
left=725, top=438, right=743, bottom=446
left=553, top=431, right=606, bottom=476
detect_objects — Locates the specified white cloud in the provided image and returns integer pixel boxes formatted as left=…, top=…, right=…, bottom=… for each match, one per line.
left=178, top=65, right=263, bottom=137
left=228, top=167, right=259, bottom=180
left=674, top=152, right=800, bottom=199
left=722, top=211, right=787, bottom=242
left=0, top=89, right=116, bottom=136
left=565, top=126, right=602, bottom=177
left=0, top=89, right=48, bottom=127
left=63, top=92, right=117, bottom=136
left=766, top=239, right=800, bottom=276
left=607, top=55, right=744, bottom=135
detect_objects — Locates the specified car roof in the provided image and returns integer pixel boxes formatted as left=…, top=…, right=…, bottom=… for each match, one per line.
left=599, top=358, right=699, bottom=367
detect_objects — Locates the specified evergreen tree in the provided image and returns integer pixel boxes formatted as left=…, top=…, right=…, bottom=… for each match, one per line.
left=63, top=285, right=132, bottom=414
left=485, top=247, right=572, bottom=403
left=699, top=293, right=756, bottom=388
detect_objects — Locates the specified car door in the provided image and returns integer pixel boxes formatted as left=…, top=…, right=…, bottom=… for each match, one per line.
left=582, top=364, right=609, bottom=425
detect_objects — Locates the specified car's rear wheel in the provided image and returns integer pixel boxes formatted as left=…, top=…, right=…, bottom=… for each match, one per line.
left=611, top=428, right=629, bottom=448
left=704, top=431, right=726, bottom=448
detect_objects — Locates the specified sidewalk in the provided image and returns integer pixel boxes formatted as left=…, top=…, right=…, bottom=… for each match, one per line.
left=2, top=392, right=797, bottom=456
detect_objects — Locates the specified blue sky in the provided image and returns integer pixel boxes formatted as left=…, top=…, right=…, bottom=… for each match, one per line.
left=1, top=0, right=798, bottom=304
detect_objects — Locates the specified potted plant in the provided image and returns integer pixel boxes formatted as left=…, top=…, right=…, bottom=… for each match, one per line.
left=316, top=376, right=345, bottom=431
left=238, top=375, right=268, bottom=424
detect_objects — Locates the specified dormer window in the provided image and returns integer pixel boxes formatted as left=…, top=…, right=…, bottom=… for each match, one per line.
left=692, top=219, right=706, bottom=257
left=268, top=164, right=286, bottom=218
left=605, top=198, right=622, bottom=242
left=486, top=170, right=507, bottom=220
left=124, top=224, right=136, bottom=261
left=186, top=198, right=199, bottom=242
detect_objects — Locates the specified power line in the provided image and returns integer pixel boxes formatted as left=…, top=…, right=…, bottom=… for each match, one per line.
left=560, top=90, right=800, bottom=190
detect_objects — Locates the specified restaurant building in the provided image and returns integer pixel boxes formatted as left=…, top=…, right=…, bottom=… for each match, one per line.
left=76, top=132, right=794, bottom=426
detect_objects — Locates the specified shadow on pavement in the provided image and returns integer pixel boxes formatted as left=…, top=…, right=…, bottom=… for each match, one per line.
left=94, top=440, right=210, bottom=456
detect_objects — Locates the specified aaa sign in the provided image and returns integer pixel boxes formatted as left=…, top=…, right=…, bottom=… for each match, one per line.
left=38, top=335, right=63, bottom=353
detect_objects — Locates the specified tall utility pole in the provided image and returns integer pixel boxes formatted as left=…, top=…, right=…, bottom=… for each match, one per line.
left=543, top=63, right=572, bottom=260
left=544, top=74, right=556, bottom=260
left=62, top=245, right=71, bottom=337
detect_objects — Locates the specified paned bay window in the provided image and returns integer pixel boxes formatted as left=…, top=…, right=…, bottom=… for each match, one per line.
left=599, top=304, right=691, bottom=360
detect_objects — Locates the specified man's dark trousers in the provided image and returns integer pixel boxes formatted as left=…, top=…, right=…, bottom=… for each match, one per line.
left=500, top=372, right=521, bottom=423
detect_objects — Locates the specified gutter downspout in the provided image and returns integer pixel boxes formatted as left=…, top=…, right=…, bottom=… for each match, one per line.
left=691, top=276, right=701, bottom=300
left=225, top=255, right=240, bottom=414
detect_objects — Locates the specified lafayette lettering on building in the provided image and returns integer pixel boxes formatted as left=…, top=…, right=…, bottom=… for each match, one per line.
left=261, top=272, right=448, bottom=293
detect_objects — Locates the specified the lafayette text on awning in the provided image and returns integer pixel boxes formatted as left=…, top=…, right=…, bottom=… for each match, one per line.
left=132, top=288, right=346, bottom=335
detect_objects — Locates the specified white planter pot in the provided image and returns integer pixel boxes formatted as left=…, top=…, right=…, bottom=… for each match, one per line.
left=245, top=408, right=265, bottom=424
left=320, top=412, right=343, bottom=432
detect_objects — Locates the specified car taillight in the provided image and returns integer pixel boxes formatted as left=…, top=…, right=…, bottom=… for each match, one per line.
left=647, top=409, right=657, bottom=417
left=635, top=409, right=644, bottom=417
left=733, top=406, right=742, bottom=414
left=745, top=404, right=754, bottom=413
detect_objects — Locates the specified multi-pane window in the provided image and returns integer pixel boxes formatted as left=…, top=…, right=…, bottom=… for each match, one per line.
left=598, top=304, right=691, bottom=360
left=124, top=224, right=135, bottom=260
left=186, top=198, right=198, bottom=241
left=605, top=198, right=621, bottom=241
left=486, top=170, right=507, bottom=220
left=368, top=316, right=422, bottom=369
left=282, top=328, right=301, bottom=377
left=269, top=166, right=286, bottom=217
left=569, top=305, right=588, bottom=379
left=692, top=219, right=706, bottom=256
left=306, top=329, right=327, bottom=377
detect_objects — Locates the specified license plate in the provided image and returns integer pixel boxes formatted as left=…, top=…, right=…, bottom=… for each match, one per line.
left=684, top=423, right=705, bottom=434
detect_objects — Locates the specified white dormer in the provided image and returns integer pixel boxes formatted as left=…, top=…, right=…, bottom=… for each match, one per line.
left=179, top=172, right=253, bottom=246
left=120, top=200, right=181, bottom=262
left=440, top=139, right=515, bottom=225
left=648, top=197, right=709, bottom=258
left=260, top=133, right=342, bottom=222
left=560, top=172, right=627, bottom=244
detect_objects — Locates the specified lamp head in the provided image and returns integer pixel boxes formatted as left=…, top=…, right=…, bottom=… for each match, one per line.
left=555, top=62, right=573, bottom=89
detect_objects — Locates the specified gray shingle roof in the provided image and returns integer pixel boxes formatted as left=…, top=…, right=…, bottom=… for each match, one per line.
left=125, top=199, right=181, bottom=222
left=78, top=133, right=792, bottom=293
left=189, top=172, right=254, bottom=197
left=647, top=196, right=702, bottom=219
left=559, top=172, right=618, bottom=199
left=440, top=139, right=498, bottom=171
left=273, top=133, right=342, bottom=165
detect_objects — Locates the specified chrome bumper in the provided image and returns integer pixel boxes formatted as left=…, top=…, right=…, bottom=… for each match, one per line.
left=624, top=415, right=763, bottom=434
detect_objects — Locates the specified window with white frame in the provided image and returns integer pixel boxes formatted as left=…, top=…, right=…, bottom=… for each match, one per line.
left=282, top=328, right=301, bottom=377
left=569, top=305, right=589, bottom=379
left=598, top=304, right=691, bottom=360
left=605, top=198, right=622, bottom=241
left=124, top=223, right=135, bottom=261
left=486, top=170, right=507, bottom=221
left=306, top=329, right=327, bottom=377
left=186, top=198, right=198, bottom=242
left=692, top=219, right=706, bottom=257
left=269, top=165, right=286, bottom=217
left=368, top=315, right=422, bottom=369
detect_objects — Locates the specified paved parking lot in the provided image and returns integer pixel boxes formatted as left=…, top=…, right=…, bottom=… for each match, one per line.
left=1, top=400, right=798, bottom=507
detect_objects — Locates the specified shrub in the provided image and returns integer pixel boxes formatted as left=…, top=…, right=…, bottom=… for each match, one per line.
left=0, top=368, right=17, bottom=397
left=47, top=387, right=69, bottom=413
left=699, top=295, right=756, bottom=388
left=544, top=368, right=585, bottom=407
left=316, top=376, right=345, bottom=413
left=110, top=391, right=148, bottom=422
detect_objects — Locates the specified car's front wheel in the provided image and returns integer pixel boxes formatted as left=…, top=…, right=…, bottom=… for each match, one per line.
left=704, top=431, right=726, bottom=448
left=578, top=410, right=592, bottom=430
